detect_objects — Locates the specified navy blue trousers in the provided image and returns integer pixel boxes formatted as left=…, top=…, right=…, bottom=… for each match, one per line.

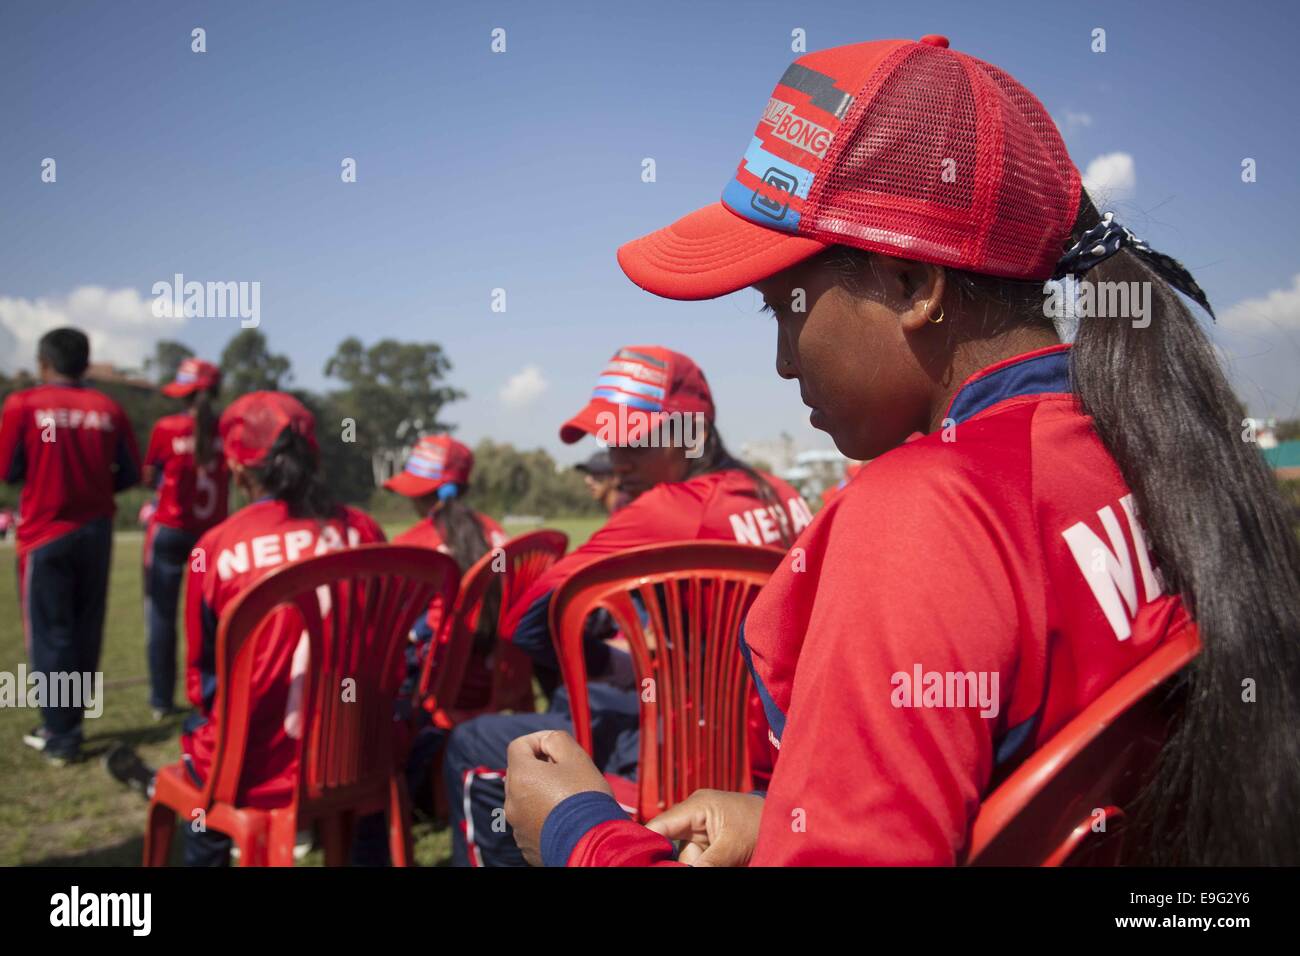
left=144, top=524, right=198, bottom=711
left=442, top=684, right=640, bottom=867
left=20, top=517, right=112, bottom=753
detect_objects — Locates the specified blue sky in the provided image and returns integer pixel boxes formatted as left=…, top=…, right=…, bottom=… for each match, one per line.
left=2, top=0, right=1297, bottom=463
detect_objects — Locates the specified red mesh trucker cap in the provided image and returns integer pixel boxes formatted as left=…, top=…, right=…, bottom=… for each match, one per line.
left=560, top=345, right=715, bottom=445
left=384, top=434, right=474, bottom=498
left=219, top=391, right=319, bottom=468
left=618, top=35, right=1081, bottom=299
left=162, top=358, right=222, bottom=398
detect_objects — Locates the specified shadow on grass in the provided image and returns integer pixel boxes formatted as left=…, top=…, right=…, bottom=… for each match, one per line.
left=81, top=714, right=189, bottom=759
left=25, top=832, right=182, bottom=867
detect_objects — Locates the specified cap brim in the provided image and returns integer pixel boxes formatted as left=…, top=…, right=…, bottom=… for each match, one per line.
left=617, top=202, right=829, bottom=301
left=560, top=399, right=670, bottom=445
left=383, top=471, right=445, bottom=497
left=162, top=381, right=200, bottom=398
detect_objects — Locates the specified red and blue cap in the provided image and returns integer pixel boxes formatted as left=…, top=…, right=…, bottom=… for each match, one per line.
left=618, top=36, right=1081, bottom=299
left=162, top=358, right=221, bottom=398
left=560, top=345, right=715, bottom=445
left=384, top=434, right=474, bottom=498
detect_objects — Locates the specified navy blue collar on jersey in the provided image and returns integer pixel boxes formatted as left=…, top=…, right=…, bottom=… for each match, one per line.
left=944, top=344, right=1073, bottom=426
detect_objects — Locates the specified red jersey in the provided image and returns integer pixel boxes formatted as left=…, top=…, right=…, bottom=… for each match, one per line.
left=0, top=383, right=141, bottom=555
left=182, top=500, right=386, bottom=808
left=545, top=345, right=1196, bottom=866
left=507, top=467, right=811, bottom=787
left=394, top=510, right=509, bottom=708
left=144, top=413, right=230, bottom=534
left=392, top=511, right=507, bottom=553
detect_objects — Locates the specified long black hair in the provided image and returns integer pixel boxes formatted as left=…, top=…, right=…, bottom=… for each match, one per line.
left=247, top=426, right=338, bottom=520
left=831, top=190, right=1300, bottom=864
left=685, top=425, right=795, bottom=548
left=1062, top=194, right=1300, bottom=865
left=432, top=489, right=492, bottom=573
left=189, top=387, right=219, bottom=468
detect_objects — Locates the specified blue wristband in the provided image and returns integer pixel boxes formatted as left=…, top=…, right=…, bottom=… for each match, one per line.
left=540, top=791, right=630, bottom=867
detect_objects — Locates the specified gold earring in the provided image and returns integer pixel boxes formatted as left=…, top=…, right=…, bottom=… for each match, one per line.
left=929, top=305, right=945, bottom=324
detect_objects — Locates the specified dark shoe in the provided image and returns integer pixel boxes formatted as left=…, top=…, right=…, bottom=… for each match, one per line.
left=103, top=743, right=155, bottom=799
left=23, top=726, right=82, bottom=766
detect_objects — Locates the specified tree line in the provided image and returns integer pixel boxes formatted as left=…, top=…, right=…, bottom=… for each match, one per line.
left=0, top=330, right=599, bottom=522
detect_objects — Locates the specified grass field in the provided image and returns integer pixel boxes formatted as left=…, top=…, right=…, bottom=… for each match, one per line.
left=0, top=514, right=603, bottom=866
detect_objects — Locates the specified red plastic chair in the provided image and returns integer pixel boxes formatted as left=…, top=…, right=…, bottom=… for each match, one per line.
left=963, top=624, right=1200, bottom=865
left=551, top=542, right=784, bottom=822
left=143, top=544, right=461, bottom=867
left=417, top=528, right=569, bottom=725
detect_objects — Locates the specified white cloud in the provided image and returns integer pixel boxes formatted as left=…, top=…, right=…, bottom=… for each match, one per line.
left=499, top=364, right=547, bottom=408
left=1214, top=274, right=1300, bottom=419
left=1059, top=110, right=1093, bottom=132
left=1081, top=151, right=1136, bottom=204
left=0, top=286, right=184, bottom=375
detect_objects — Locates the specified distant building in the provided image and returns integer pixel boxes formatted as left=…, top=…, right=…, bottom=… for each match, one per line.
left=85, top=363, right=153, bottom=391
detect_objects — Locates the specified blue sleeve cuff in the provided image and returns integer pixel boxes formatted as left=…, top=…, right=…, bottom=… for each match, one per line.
left=540, top=790, right=630, bottom=867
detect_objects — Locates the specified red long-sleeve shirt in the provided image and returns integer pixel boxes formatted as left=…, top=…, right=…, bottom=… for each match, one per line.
left=541, top=345, right=1195, bottom=866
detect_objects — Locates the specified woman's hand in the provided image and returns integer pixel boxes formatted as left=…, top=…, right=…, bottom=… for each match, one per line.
left=645, top=789, right=765, bottom=866
left=504, top=730, right=614, bottom=866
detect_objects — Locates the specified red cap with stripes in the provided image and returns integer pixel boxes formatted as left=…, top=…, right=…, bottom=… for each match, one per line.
left=618, top=35, right=1080, bottom=299
left=560, top=346, right=715, bottom=445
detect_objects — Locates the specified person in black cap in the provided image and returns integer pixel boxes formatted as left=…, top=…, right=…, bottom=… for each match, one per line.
left=574, top=450, right=627, bottom=515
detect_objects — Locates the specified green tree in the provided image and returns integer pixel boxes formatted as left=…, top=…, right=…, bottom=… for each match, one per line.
left=220, top=329, right=292, bottom=396
left=470, top=439, right=598, bottom=517
left=143, top=340, right=195, bottom=384
left=323, top=337, right=465, bottom=491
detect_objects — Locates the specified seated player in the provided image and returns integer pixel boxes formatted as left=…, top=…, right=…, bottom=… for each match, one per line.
left=574, top=450, right=628, bottom=515
left=176, top=392, right=385, bottom=865
left=442, top=345, right=811, bottom=866
left=502, top=36, right=1300, bottom=866
left=141, top=358, right=229, bottom=720
left=384, top=434, right=508, bottom=788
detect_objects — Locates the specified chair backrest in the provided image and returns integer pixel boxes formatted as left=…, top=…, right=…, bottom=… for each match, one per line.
left=963, top=625, right=1200, bottom=865
left=419, top=528, right=569, bottom=717
left=550, top=541, right=784, bottom=821
left=201, top=544, right=462, bottom=812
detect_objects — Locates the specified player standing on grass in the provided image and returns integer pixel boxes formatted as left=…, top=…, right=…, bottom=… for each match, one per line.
left=141, top=358, right=229, bottom=720
left=443, top=344, right=812, bottom=866
left=503, top=36, right=1300, bottom=866
left=0, top=328, right=141, bottom=766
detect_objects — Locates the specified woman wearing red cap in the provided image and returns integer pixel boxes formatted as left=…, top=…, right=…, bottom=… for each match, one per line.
left=443, top=344, right=811, bottom=866
left=385, top=434, right=507, bottom=718
left=177, top=391, right=385, bottom=865
left=504, top=37, right=1300, bottom=866
left=141, top=358, right=229, bottom=719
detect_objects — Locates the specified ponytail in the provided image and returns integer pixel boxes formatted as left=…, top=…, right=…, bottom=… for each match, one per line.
left=247, top=426, right=338, bottom=520
left=433, top=492, right=491, bottom=572
left=432, top=489, right=497, bottom=655
left=687, top=426, right=795, bottom=548
left=190, top=388, right=218, bottom=468
left=1066, top=193, right=1300, bottom=865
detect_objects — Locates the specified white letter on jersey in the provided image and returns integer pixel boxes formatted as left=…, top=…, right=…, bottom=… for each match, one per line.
left=1062, top=504, right=1139, bottom=640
